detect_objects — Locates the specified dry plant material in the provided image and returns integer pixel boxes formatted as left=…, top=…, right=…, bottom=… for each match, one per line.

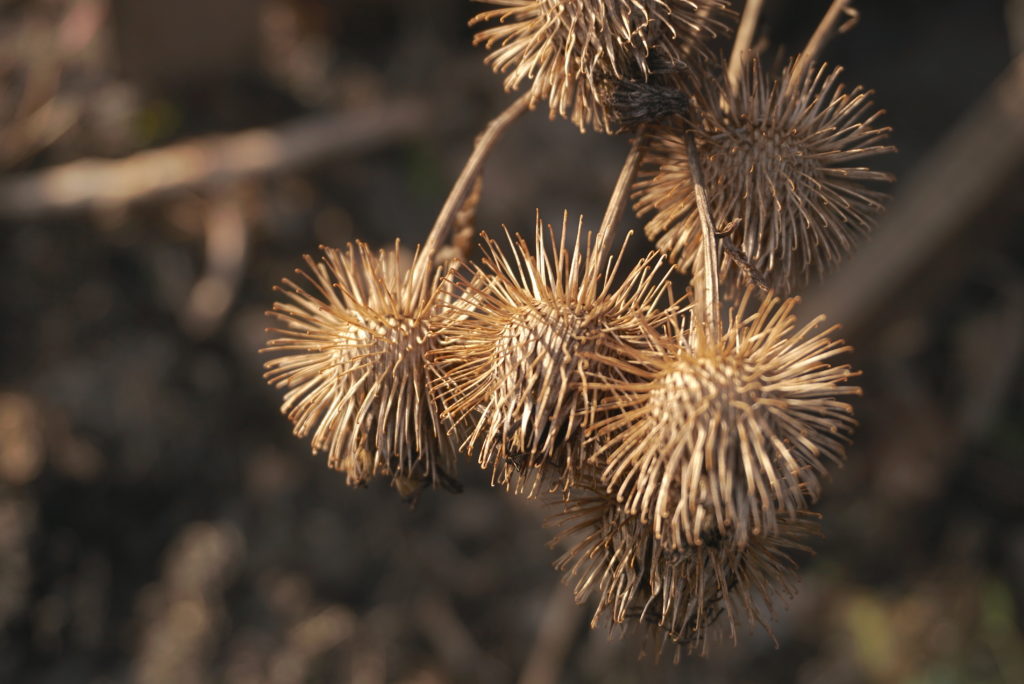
left=634, top=57, right=894, bottom=294
left=431, top=215, right=678, bottom=494
left=551, top=488, right=817, bottom=655
left=471, top=0, right=730, bottom=133
left=260, top=1, right=895, bottom=659
left=260, top=93, right=529, bottom=498
left=603, top=79, right=690, bottom=132
left=590, top=289, right=859, bottom=549
left=263, top=242, right=459, bottom=494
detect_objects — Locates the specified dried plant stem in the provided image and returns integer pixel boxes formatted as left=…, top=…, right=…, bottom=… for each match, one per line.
left=584, top=128, right=645, bottom=292
left=684, top=132, right=722, bottom=344
left=727, top=0, right=764, bottom=94
left=800, top=52, right=1024, bottom=333
left=413, top=92, right=532, bottom=291
left=791, top=0, right=852, bottom=86
left=452, top=174, right=484, bottom=260
left=0, top=99, right=429, bottom=219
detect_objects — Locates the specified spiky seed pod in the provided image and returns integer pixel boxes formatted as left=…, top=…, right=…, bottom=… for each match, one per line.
left=263, top=241, right=459, bottom=493
left=590, top=289, right=858, bottom=549
left=634, top=57, right=895, bottom=294
left=551, top=487, right=817, bottom=656
left=431, top=215, right=678, bottom=495
left=604, top=78, right=692, bottom=132
left=470, top=0, right=731, bottom=133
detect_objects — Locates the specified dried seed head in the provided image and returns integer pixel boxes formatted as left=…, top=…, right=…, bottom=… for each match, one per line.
left=552, top=488, right=817, bottom=655
left=634, top=58, right=895, bottom=294
left=604, top=79, right=690, bottom=132
left=263, top=241, right=459, bottom=492
left=592, top=290, right=858, bottom=549
left=471, top=0, right=731, bottom=133
left=431, top=215, right=677, bottom=494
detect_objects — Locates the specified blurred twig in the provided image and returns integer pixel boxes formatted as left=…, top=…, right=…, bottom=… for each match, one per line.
left=415, top=593, right=490, bottom=681
left=1009, top=0, right=1024, bottom=54
left=517, top=584, right=581, bottom=684
left=800, top=53, right=1024, bottom=333
left=179, top=195, right=248, bottom=338
left=0, top=99, right=429, bottom=219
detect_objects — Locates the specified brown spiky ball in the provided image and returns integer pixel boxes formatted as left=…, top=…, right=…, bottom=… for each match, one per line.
left=263, top=241, right=459, bottom=493
left=431, top=216, right=678, bottom=494
left=634, top=58, right=894, bottom=294
left=552, top=487, right=817, bottom=655
left=590, top=290, right=858, bottom=549
left=471, top=0, right=730, bottom=133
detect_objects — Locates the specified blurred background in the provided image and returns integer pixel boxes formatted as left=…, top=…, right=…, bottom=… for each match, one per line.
left=0, top=0, right=1022, bottom=682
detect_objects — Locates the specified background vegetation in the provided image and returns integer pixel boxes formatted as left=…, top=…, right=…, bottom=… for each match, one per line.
left=0, top=0, right=1021, bottom=681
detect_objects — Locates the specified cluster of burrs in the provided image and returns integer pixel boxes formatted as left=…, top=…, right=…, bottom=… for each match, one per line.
left=263, top=0, right=893, bottom=658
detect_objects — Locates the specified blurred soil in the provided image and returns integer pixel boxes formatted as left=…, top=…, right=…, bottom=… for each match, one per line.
left=0, top=1, right=1022, bottom=682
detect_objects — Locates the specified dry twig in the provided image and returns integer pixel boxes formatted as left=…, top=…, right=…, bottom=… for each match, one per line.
left=0, top=100, right=429, bottom=219
left=800, top=54, right=1024, bottom=333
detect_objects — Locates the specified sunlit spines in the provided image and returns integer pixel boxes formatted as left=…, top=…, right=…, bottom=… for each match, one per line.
left=471, top=0, right=732, bottom=133
left=263, top=241, right=459, bottom=494
left=431, top=213, right=680, bottom=494
left=634, top=57, right=894, bottom=294
left=589, top=289, right=859, bottom=549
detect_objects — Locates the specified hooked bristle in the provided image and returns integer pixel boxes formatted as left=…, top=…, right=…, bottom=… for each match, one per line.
left=430, top=214, right=680, bottom=494
left=471, top=0, right=731, bottom=133
left=635, top=56, right=895, bottom=294
left=589, top=289, right=859, bottom=550
left=263, top=241, right=459, bottom=493
left=551, top=485, right=818, bottom=656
